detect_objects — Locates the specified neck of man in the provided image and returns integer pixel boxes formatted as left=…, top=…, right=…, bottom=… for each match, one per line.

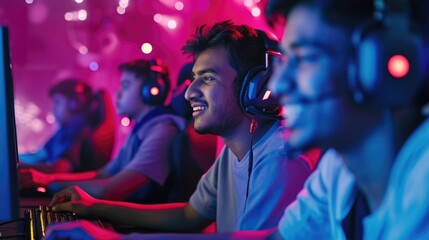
left=134, top=105, right=157, bottom=123
left=223, top=117, right=276, bottom=161
left=340, top=107, right=423, bottom=212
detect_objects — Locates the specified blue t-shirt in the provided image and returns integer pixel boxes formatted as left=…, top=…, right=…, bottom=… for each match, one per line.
left=19, top=114, right=92, bottom=170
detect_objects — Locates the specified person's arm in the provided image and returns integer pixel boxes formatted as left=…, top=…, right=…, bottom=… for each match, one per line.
left=45, top=220, right=276, bottom=240
left=19, top=158, right=73, bottom=173
left=70, top=118, right=181, bottom=200
left=18, top=168, right=98, bottom=189
left=92, top=200, right=210, bottom=232
left=49, top=169, right=149, bottom=201
left=66, top=117, right=181, bottom=201
left=50, top=186, right=213, bottom=232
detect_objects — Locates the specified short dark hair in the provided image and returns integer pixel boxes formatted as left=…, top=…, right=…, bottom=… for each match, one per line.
left=118, top=58, right=171, bottom=99
left=49, top=78, right=93, bottom=111
left=265, top=0, right=429, bottom=109
left=181, top=20, right=268, bottom=97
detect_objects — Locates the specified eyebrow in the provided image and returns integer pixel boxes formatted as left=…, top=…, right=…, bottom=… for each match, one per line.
left=289, top=39, right=335, bottom=54
left=193, top=67, right=219, bottom=77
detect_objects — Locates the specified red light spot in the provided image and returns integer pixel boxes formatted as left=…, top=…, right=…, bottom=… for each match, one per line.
left=75, top=83, right=85, bottom=93
left=388, top=55, right=409, bottom=78
left=150, top=87, right=160, bottom=96
left=36, top=187, right=47, bottom=193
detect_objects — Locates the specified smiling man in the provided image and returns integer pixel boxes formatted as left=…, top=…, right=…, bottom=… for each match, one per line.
left=44, top=20, right=319, bottom=239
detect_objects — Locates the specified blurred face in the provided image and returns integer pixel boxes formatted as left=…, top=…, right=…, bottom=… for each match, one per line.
left=51, top=93, right=74, bottom=126
left=269, top=5, right=367, bottom=150
left=115, top=71, right=146, bottom=119
left=185, top=47, right=246, bottom=136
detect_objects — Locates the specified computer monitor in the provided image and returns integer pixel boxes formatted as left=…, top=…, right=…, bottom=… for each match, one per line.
left=0, top=26, right=19, bottom=222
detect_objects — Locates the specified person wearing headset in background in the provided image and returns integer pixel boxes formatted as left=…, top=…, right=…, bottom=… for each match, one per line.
left=262, top=0, right=429, bottom=239
left=43, top=20, right=320, bottom=239
left=20, top=59, right=186, bottom=203
left=18, top=79, right=100, bottom=173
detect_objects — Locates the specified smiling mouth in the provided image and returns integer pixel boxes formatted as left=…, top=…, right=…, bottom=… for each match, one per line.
left=191, top=104, right=208, bottom=117
left=192, top=106, right=208, bottom=112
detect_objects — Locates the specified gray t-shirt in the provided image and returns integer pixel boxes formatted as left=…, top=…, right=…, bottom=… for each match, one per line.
left=189, top=121, right=313, bottom=232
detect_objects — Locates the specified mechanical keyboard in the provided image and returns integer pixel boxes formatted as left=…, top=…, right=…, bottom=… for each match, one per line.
left=24, top=205, right=78, bottom=240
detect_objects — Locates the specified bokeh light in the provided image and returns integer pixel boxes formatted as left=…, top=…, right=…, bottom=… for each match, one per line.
left=77, top=10, right=87, bottom=21
left=119, top=0, right=129, bottom=8
left=64, top=12, right=73, bottom=21
left=175, top=1, right=184, bottom=11
left=89, top=61, right=99, bottom=71
left=78, top=46, right=88, bottom=54
left=251, top=7, right=261, bottom=17
left=244, top=0, right=253, bottom=7
left=141, top=43, right=153, bottom=54
left=153, top=13, right=163, bottom=23
left=167, top=20, right=177, bottom=29
left=117, top=6, right=126, bottom=14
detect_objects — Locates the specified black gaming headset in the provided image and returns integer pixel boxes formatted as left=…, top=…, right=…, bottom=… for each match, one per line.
left=140, top=58, right=170, bottom=105
left=239, top=29, right=283, bottom=119
left=348, top=0, right=427, bottom=108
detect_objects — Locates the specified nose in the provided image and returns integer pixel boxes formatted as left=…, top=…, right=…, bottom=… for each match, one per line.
left=184, top=78, right=200, bottom=101
left=268, top=60, right=296, bottom=97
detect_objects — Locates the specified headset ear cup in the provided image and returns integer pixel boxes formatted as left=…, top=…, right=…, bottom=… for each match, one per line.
left=239, top=29, right=282, bottom=119
left=139, top=58, right=170, bottom=105
left=240, top=65, right=281, bottom=118
left=349, top=17, right=425, bottom=108
left=141, top=77, right=167, bottom=105
left=240, top=66, right=266, bottom=113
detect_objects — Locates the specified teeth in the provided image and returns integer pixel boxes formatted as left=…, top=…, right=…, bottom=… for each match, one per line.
left=192, top=106, right=208, bottom=112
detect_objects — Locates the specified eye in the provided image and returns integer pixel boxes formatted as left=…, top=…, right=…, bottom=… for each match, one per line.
left=202, top=75, right=215, bottom=82
left=294, top=48, right=322, bottom=64
left=297, top=53, right=320, bottom=63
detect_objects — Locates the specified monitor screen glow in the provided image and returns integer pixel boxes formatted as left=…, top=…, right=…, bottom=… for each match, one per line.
left=0, top=26, right=19, bottom=222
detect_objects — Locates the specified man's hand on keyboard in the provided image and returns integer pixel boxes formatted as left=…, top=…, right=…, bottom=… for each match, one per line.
left=19, top=168, right=53, bottom=189
left=49, top=185, right=98, bottom=216
left=45, top=219, right=122, bottom=240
